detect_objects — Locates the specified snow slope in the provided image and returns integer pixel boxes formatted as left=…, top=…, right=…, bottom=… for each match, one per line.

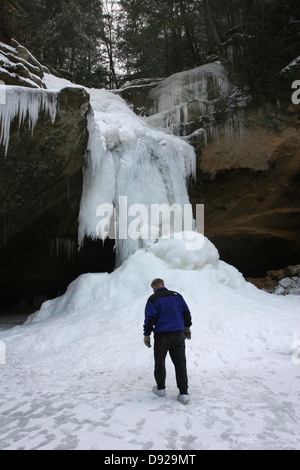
left=0, top=234, right=299, bottom=450
left=0, top=74, right=299, bottom=450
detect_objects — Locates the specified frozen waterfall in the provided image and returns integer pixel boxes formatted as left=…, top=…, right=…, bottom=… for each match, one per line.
left=0, top=86, right=58, bottom=155
left=77, top=88, right=196, bottom=266
left=1, top=74, right=197, bottom=267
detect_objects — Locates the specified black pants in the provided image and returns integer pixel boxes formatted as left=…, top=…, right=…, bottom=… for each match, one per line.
left=154, top=331, right=188, bottom=395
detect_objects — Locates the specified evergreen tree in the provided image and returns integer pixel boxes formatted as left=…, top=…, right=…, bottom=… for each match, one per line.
left=1, top=0, right=298, bottom=99
left=119, top=0, right=299, bottom=99
left=119, top=0, right=205, bottom=79
left=0, top=0, right=20, bottom=42
left=17, top=0, right=107, bottom=87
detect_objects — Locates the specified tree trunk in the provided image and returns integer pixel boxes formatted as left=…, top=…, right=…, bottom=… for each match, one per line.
left=203, top=0, right=223, bottom=53
left=179, top=0, right=200, bottom=67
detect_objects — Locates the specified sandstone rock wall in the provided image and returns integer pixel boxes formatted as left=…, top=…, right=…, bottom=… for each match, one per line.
left=0, top=87, right=90, bottom=243
left=190, top=103, right=300, bottom=276
left=120, top=75, right=300, bottom=276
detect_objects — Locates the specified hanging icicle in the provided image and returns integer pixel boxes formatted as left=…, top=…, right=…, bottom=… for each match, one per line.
left=0, top=86, right=58, bottom=156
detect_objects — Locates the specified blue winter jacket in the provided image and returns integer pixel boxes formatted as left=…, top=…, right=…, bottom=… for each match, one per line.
left=144, top=287, right=192, bottom=336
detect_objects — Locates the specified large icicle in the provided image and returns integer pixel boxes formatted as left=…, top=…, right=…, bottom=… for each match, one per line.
left=0, top=86, right=58, bottom=155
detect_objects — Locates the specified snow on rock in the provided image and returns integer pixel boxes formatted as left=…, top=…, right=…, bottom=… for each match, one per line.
left=0, top=40, right=47, bottom=89
left=281, top=55, right=300, bottom=76
left=0, top=42, right=57, bottom=154
left=274, top=277, right=300, bottom=296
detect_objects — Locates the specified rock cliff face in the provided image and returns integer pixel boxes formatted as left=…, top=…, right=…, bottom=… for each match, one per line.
left=0, top=87, right=89, bottom=238
left=0, top=75, right=114, bottom=312
left=190, top=103, right=300, bottom=276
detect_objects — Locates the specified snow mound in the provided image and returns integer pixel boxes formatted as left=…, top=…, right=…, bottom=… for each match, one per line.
left=148, top=232, right=219, bottom=270
left=27, top=233, right=246, bottom=327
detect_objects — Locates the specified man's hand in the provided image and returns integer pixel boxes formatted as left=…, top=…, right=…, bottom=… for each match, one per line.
left=184, top=327, right=191, bottom=340
left=144, top=336, right=151, bottom=348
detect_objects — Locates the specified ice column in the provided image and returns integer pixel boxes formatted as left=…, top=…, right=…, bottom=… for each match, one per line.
left=78, top=91, right=196, bottom=266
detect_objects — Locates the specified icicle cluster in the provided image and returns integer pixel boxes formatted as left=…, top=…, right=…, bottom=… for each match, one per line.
left=0, top=86, right=58, bottom=155
left=147, top=62, right=231, bottom=114
left=51, top=236, right=76, bottom=260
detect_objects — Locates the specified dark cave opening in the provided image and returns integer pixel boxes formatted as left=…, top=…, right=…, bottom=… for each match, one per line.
left=0, top=235, right=116, bottom=316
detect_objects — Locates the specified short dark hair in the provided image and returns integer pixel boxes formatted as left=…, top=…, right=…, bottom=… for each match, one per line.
left=151, top=278, right=165, bottom=288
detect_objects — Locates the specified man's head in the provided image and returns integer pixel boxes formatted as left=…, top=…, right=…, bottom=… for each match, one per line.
left=151, top=278, right=165, bottom=292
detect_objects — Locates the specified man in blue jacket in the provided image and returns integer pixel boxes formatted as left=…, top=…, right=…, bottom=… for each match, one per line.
left=144, top=278, right=192, bottom=404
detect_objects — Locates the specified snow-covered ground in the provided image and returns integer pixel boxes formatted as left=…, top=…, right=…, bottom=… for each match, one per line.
left=0, top=234, right=299, bottom=450
left=0, top=72, right=299, bottom=451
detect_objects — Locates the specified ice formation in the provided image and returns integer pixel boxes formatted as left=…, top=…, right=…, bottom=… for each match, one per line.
left=147, top=63, right=231, bottom=115
left=51, top=236, right=76, bottom=261
left=0, top=86, right=58, bottom=155
left=78, top=87, right=196, bottom=266
left=0, top=70, right=196, bottom=266
left=145, top=62, right=233, bottom=137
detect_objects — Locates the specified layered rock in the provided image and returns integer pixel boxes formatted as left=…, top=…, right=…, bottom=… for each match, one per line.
left=0, top=40, right=48, bottom=89
left=190, top=103, right=300, bottom=276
